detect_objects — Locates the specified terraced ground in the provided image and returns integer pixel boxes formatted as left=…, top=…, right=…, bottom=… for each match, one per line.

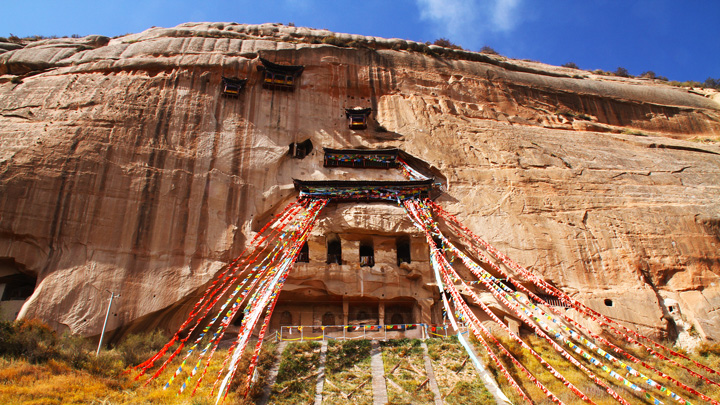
left=269, top=341, right=322, bottom=405
left=426, top=337, right=494, bottom=404
left=381, top=339, right=435, bottom=404
left=1, top=333, right=719, bottom=404
left=321, top=340, right=374, bottom=405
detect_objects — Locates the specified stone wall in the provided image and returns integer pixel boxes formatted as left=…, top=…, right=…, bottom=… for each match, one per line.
left=0, top=23, right=719, bottom=342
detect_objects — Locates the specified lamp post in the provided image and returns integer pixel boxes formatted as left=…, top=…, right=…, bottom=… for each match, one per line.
left=96, top=290, right=118, bottom=356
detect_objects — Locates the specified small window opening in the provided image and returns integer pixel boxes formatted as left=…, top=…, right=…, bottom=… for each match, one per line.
left=327, top=235, right=342, bottom=264
left=604, top=299, right=613, bottom=307
left=322, top=312, right=335, bottom=326
left=359, top=241, right=374, bottom=267
left=289, top=139, right=313, bottom=159
left=280, top=311, right=292, bottom=326
left=396, top=237, right=411, bottom=266
left=297, top=242, right=309, bottom=263
left=668, top=306, right=674, bottom=313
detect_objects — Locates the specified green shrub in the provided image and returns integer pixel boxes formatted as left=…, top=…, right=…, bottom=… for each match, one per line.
left=57, top=331, right=93, bottom=369
left=640, top=71, right=656, bottom=79
left=115, top=329, right=168, bottom=366
left=480, top=45, right=498, bottom=55
left=562, top=62, right=579, bottom=69
left=0, top=319, right=58, bottom=363
left=704, top=77, right=720, bottom=89
left=433, top=38, right=462, bottom=50
left=614, top=66, right=631, bottom=77
left=321, top=36, right=350, bottom=47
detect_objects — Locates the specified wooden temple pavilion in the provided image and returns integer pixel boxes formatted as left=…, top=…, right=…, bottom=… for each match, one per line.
left=323, top=148, right=399, bottom=169
left=292, top=179, right=434, bottom=202
left=221, top=76, right=247, bottom=97
left=257, top=57, right=304, bottom=90
left=345, top=107, right=372, bottom=129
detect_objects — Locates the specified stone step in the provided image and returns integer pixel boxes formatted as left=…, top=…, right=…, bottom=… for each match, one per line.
left=314, top=340, right=328, bottom=405
left=420, top=341, right=444, bottom=405
left=259, top=340, right=288, bottom=405
left=370, top=340, right=388, bottom=405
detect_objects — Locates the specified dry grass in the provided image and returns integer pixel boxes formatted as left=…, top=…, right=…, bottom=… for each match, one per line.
left=2, top=318, right=719, bottom=405
left=426, top=337, right=494, bottom=404
left=0, top=358, right=128, bottom=405
left=381, top=339, right=434, bottom=404
left=478, top=333, right=720, bottom=405
left=323, top=340, right=373, bottom=405
left=0, top=341, right=278, bottom=404
left=689, top=136, right=720, bottom=143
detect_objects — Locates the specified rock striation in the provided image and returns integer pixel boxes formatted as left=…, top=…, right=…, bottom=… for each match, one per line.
left=0, top=22, right=719, bottom=343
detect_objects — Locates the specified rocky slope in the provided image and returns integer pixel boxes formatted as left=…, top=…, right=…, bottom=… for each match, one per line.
left=0, top=22, right=719, bottom=342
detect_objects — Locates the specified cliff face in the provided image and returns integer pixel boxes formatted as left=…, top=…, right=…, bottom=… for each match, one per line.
left=1, top=23, right=719, bottom=342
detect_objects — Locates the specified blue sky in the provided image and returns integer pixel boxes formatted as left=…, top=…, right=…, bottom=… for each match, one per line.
left=2, top=0, right=718, bottom=82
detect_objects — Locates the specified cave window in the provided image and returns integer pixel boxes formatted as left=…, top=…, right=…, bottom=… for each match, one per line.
left=604, top=299, right=613, bottom=307
left=289, top=139, right=313, bottom=159
left=327, top=235, right=342, bottom=264
left=396, top=236, right=411, bottom=266
left=297, top=242, right=309, bottom=263
left=668, top=306, right=674, bottom=313
left=280, top=311, right=293, bottom=326
left=322, top=312, right=335, bottom=326
left=0, top=270, right=35, bottom=302
left=359, top=241, right=374, bottom=267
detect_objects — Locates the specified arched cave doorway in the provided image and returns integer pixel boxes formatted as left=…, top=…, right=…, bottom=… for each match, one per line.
left=280, top=311, right=293, bottom=326
left=390, top=313, right=403, bottom=325
left=0, top=258, right=36, bottom=321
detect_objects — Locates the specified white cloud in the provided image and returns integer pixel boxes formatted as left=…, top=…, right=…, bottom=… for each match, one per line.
left=416, top=0, right=523, bottom=46
left=492, top=0, right=522, bottom=32
left=416, top=0, right=477, bottom=39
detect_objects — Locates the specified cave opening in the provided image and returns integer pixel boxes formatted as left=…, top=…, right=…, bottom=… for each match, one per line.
left=326, top=234, right=342, bottom=264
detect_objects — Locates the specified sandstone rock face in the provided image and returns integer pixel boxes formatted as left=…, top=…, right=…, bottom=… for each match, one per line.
left=0, top=22, right=719, bottom=342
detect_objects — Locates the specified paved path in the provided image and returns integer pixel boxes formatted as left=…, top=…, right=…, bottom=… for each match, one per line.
left=421, top=342, right=444, bottom=405
left=259, top=341, right=288, bottom=405
left=370, top=340, right=388, bottom=405
left=314, top=340, right=328, bottom=405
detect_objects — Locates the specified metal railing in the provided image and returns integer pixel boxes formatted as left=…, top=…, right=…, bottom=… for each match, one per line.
left=276, top=323, right=466, bottom=342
